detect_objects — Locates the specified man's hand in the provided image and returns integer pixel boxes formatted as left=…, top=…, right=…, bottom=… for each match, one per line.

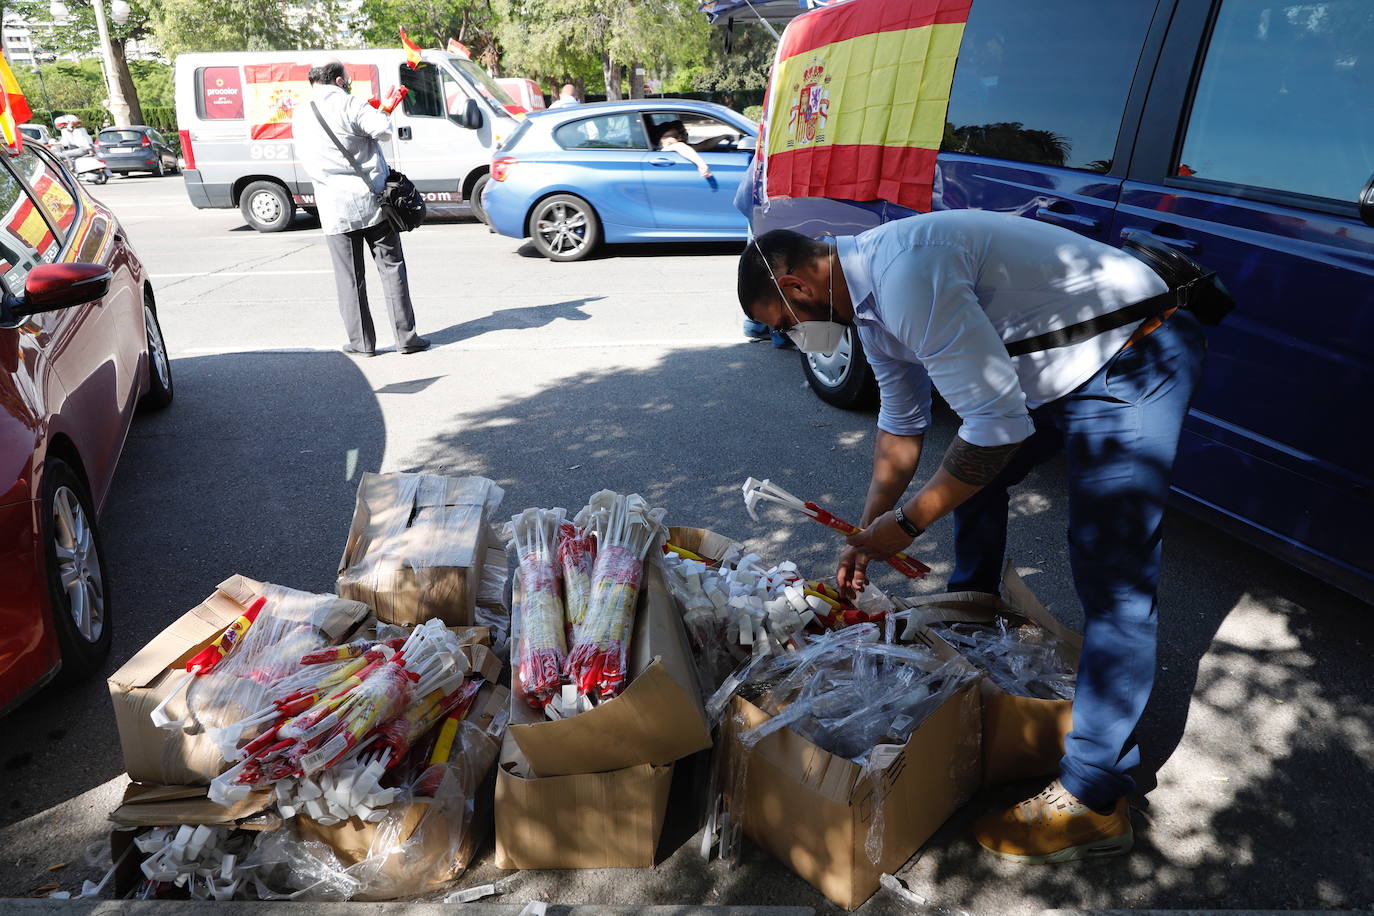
left=845, top=510, right=913, bottom=561
left=836, top=545, right=871, bottom=594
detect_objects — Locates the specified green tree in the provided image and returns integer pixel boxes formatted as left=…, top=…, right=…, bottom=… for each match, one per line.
left=689, top=18, right=773, bottom=94
left=148, top=0, right=305, bottom=58
left=494, top=0, right=707, bottom=100
left=359, top=0, right=502, bottom=70
left=16, top=60, right=104, bottom=111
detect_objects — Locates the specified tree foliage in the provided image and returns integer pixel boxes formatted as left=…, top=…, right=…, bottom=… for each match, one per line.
left=688, top=19, right=774, bottom=93
left=359, top=0, right=502, bottom=69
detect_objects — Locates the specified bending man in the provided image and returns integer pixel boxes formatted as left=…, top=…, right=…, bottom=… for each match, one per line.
left=737, top=209, right=1206, bottom=864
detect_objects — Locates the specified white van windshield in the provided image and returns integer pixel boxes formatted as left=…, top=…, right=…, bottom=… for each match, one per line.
left=447, top=56, right=517, bottom=109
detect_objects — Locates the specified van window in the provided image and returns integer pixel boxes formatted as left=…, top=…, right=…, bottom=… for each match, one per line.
left=554, top=114, right=648, bottom=150
left=401, top=64, right=445, bottom=118
left=942, top=0, right=1155, bottom=172
left=196, top=66, right=244, bottom=120
left=1177, top=0, right=1374, bottom=203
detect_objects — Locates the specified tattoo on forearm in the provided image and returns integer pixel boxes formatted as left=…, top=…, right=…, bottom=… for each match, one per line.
left=941, top=437, right=1021, bottom=487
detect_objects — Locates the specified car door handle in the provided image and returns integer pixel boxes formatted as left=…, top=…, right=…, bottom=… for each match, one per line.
left=397, top=126, right=412, bottom=141
left=648, top=157, right=676, bottom=167
left=1121, top=227, right=1200, bottom=254
left=1034, top=204, right=1100, bottom=231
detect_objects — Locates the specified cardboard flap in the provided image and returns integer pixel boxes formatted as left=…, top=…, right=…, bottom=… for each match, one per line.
left=665, top=526, right=746, bottom=563
left=1000, top=564, right=1083, bottom=653
left=734, top=696, right=860, bottom=806
left=110, top=783, right=273, bottom=827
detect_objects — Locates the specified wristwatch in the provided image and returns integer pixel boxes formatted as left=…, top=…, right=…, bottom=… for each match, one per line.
left=894, top=504, right=924, bottom=539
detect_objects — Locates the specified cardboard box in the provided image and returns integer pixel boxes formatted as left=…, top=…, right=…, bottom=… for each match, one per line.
left=507, top=546, right=711, bottom=776
left=494, top=735, right=674, bottom=869
left=337, top=473, right=504, bottom=626
left=724, top=628, right=982, bottom=910
left=296, top=684, right=510, bottom=901
left=899, top=564, right=1081, bottom=786
left=107, top=576, right=367, bottom=786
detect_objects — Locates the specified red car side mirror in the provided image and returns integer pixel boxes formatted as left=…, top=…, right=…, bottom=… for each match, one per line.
left=16, top=263, right=112, bottom=316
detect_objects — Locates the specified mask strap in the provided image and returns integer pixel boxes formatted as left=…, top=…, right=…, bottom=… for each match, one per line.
left=755, top=240, right=804, bottom=328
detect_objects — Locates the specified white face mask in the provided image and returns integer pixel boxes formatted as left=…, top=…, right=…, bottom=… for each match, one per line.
left=759, top=238, right=846, bottom=355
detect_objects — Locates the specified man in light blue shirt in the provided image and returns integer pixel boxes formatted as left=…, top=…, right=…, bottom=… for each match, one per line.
left=738, top=209, right=1207, bottom=864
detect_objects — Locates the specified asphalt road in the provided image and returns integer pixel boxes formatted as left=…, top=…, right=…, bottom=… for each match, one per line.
left=1, top=175, right=1370, bottom=913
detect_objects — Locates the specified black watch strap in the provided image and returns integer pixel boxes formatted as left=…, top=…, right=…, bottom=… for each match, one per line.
left=894, top=504, right=924, bottom=538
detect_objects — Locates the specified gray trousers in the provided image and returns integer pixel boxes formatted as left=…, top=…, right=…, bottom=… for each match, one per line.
left=325, top=221, right=420, bottom=352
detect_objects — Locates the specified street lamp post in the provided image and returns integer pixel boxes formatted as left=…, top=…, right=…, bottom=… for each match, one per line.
left=50, top=0, right=131, bottom=127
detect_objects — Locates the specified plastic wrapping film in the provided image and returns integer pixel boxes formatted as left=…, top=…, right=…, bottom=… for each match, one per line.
left=928, top=618, right=1076, bottom=700
left=557, top=521, right=596, bottom=639
left=185, top=583, right=370, bottom=748
left=475, top=541, right=512, bottom=660
left=715, top=625, right=980, bottom=866
left=248, top=717, right=501, bottom=901
left=564, top=491, right=666, bottom=701
left=508, top=508, right=568, bottom=708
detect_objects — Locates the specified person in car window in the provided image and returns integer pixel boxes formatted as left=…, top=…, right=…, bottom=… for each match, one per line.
left=292, top=59, right=429, bottom=356
left=737, top=209, right=1207, bottom=865
left=653, top=121, right=712, bottom=178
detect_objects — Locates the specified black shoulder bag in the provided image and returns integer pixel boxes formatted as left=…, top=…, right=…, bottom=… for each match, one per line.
left=311, top=101, right=426, bottom=233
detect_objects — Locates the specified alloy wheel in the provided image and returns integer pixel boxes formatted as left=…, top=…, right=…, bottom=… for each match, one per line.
left=145, top=305, right=170, bottom=391
left=52, top=485, right=105, bottom=643
left=535, top=201, right=588, bottom=256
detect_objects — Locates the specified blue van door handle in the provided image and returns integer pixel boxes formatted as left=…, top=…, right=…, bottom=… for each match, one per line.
left=1034, top=205, right=1100, bottom=231
left=649, top=157, right=676, bottom=167
left=1121, top=227, right=1201, bottom=254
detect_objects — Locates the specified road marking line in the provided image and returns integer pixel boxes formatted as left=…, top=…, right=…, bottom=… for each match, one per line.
left=151, top=269, right=334, bottom=278
left=171, top=338, right=749, bottom=356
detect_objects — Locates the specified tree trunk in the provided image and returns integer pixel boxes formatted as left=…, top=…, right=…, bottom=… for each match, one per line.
left=628, top=61, right=645, bottom=99
left=601, top=53, right=623, bottom=101
left=110, top=40, right=144, bottom=125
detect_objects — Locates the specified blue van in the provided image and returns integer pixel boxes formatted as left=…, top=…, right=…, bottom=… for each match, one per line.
left=747, top=0, right=1374, bottom=599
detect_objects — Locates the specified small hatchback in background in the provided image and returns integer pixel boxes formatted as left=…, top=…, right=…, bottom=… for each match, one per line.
left=96, top=126, right=179, bottom=177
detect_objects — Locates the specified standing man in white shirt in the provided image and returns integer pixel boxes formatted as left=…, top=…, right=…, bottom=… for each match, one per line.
left=738, top=208, right=1207, bottom=864
left=547, top=84, right=581, bottom=109
left=292, top=60, right=429, bottom=356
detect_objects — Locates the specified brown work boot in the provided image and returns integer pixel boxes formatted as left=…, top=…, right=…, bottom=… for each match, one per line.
left=973, top=779, right=1133, bottom=864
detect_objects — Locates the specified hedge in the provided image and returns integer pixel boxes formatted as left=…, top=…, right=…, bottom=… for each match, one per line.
left=27, top=105, right=177, bottom=133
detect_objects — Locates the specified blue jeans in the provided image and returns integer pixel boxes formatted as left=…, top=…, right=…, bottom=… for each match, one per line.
left=948, top=311, right=1207, bottom=808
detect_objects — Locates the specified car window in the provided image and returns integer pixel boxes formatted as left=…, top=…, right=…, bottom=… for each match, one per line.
left=19, top=126, right=41, bottom=141
left=942, top=0, right=1156, bottom=172
left=1177, top=0, right=1374, bottom=203
left=644, top=111, right=745, bottom=152
left=553, top=114, right=648, bottom=150
left=401, top=63, right=445, bottom=118
left=100, top=129, right=144, bottom=144
left=0, top=151, right=71, bottom=294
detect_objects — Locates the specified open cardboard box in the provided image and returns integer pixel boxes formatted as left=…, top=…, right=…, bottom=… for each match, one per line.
left=494, top=733, right=673, bottom=869
left=899, top=563, right=1081, bottom=786
left=337, top=472, right=503, bottom=626
left=725, top=627, right=982, bottom=910
left=507, top=543, right=711, bottom=776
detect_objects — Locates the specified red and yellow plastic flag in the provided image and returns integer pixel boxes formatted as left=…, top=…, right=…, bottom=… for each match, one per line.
left=446, top=38, right=471, bottom=59
left=401, top=28, right=424, bottom=69
left=0, top=52, right=33, bottom=155
left=242, top=62, right=379, bottom=140
left=760, top=0, right=971, bottom=213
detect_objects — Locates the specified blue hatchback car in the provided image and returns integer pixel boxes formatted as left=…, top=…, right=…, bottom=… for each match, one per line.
left=483, top=100, right=757, bottom=260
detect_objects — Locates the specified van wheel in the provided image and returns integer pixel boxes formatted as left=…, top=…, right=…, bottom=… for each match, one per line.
left=800, top=326, right=879, bottom=410
left=530, top=194, right=599, bottom=262
left=240, top=180, right=295, bottom=232
left=469, top=173, right=491, bottom=226
left=43, top=459, right=112, bottom=682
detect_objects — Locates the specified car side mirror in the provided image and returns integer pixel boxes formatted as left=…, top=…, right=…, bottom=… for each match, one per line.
left=14, top=263, right=112, bottom=316
left=454, top=98, right=484, bottom=130
left=737, top=135, right=758, bottom=152
left=1360, top=172, right=1374, bottom=227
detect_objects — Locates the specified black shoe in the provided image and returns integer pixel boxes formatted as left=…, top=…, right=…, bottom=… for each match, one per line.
left=343, top=345, right=376, bottom=357
left=400, top=338, right=431, bottom=354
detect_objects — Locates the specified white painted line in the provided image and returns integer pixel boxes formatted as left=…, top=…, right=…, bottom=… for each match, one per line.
left=171, top=338, right=748, bottom=356
left=151, top=269, right=334, bottom=278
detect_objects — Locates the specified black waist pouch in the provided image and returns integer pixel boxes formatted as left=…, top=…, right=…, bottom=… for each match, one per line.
left=1121, top=236, right=1235, bottom=326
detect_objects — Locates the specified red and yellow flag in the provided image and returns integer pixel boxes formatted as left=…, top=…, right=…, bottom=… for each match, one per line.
left=0, top=52, right=32, bottom=155
left=401, top=28, right=424, bottom=69
left=243, top=62, right=379, bottom=140
left=761, top=0, right=971, bottom=213
left=446, top=38, right=471, bottom=59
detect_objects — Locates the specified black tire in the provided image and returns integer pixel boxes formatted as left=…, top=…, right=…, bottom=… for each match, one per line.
left=139, top=302, right=174, bottom=411
left=152, top=160, right=164, bottom=177
left=529, top=193, right=600, bottom=262
left=239, top=180, right=295, bottom=232
left=92, top=171, right=108, bottom=185
left=799, top=325, right=879, bottom=409
left=469, top=172, right=491, bottom=226
left=42, top=458, right=112, bottom=682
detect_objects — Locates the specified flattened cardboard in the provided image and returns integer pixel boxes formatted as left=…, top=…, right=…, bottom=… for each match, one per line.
left=727, top=653, right=982, bottom=910
left=109, top=783, right=275, bottom=828
left=337, top=472, right=502, bottom=626
left=508, top=553, right=710, bottom=776
left=107, top=576, right=371, bottom=786
left=899, top=563, right=1081, bottom=786
left=494, top=735, right=673, bottom=869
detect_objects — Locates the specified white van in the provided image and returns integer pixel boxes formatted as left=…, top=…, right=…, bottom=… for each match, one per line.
left=173, top=49, right=521, bottom=231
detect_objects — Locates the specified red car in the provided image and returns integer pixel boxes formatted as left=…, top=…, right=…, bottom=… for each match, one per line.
left=0, top=142, right=172, bottom=714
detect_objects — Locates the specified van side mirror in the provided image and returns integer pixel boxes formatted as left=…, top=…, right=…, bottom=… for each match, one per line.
left=737, top=135, right=758, bottom=152
left=1360, top=173, right=1374, bottom=227
left=13, top=263, right=111, bottom=317
left=455, top=98, right=483, bottom=130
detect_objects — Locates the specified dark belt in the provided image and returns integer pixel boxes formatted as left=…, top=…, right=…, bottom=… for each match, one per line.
left=1004, top=290, right=1176, bottom=358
